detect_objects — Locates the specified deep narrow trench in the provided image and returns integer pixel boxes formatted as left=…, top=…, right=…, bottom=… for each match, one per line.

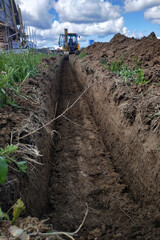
left=46, top=61, right=158, bottom=239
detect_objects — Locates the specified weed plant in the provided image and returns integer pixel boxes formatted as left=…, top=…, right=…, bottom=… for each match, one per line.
left=0, top=198, right=25, bottom=224
left=0, top=144, right=27, bottom=184
left=100, top=56, right=149, bottom=85
left=79, top=50, right=86, bottom=59
left=0, top=51, right=51, bottom=220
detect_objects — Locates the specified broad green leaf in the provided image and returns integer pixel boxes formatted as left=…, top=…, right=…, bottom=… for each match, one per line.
left=0, top=157, right=8, bottom=184
left=11, top=199, right=25, bottom=225
left=0, top=208, right=9, bottom=221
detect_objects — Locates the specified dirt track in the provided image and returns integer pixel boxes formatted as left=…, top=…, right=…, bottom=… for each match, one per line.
left=47, top=61, right=160, bottom=240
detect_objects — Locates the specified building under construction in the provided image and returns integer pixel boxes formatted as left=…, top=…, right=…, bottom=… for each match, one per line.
left=0, top=0, right=25, bottom=49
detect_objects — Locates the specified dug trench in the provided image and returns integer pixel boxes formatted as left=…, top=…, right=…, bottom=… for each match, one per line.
left=0, top=50, right=160, bottom=239
left=44, top=60, right=159, bottom=239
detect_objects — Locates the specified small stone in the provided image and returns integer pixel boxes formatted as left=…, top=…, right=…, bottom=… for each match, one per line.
left=88, top=228, right=102, bottom=239
left=136, top=236, right=145, bottom=240
left=79, top=237, right=85, bottom=240
left=113, top=233, right=123, bottom=239
left=101, top=224, right=105, bottom=232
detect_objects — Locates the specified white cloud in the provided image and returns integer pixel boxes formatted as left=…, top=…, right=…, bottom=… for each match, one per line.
left=53, top=0, right=121, bottom=23
left=15, top=0, right=126, bottom=48
left=15, top=0, right=52, bottom=29
left=120, top=27, right=148, bottom=39
left=144, top=5, right=160, bottom=24
left=38, top=17, right=124, bottom=39
left=34, top=17, right=124, bottom=48
left=124, top=0, right=160, bottom=12
left=78, top=36, right=86, bottom=42
left=122, top=26, right=130, bottom=36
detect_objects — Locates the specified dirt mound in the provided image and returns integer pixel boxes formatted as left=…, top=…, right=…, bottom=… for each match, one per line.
left=86, top=32, right=160, bottom=84
left=71, top=31, right=160, bottom=225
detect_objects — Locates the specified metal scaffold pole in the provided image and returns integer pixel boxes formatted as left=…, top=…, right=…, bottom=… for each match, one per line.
left=10, top=0, right=18, bottom=40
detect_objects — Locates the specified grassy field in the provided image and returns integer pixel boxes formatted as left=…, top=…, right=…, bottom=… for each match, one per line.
left=0, top=51, right=51, bottom=107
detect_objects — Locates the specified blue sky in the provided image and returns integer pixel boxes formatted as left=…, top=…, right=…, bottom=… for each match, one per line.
left=15, top=0, right=160, bottom=48
left=124, top=11, right=160, bottom=35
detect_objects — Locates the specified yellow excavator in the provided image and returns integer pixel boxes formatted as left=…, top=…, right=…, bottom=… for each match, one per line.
left=58, top=29, right=80, bottom=59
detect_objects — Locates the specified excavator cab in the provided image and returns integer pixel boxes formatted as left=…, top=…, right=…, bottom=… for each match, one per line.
left=58, top=29, right=80, bottom=59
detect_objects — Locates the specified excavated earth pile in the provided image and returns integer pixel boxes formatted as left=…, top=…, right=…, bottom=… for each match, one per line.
left=70, top=32, right=160, bottom=230
left=0, top=33, right=160, bottom=240
left=85, top=32, right=160, bottom=84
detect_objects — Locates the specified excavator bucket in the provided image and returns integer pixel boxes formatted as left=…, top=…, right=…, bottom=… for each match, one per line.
left=64, top=50, right=69, bottom=60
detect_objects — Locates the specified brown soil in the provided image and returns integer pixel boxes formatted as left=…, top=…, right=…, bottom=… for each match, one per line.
left=45, top=61, right=159, bottom=239
left=0, top=56, right=63, bottom=216
left=67, top=33, right=159, bottom=238
left=71, top=33, right=160, bottom=208
left=86, top=32, right=160, bottom=86
left=0, top=33, right=160, bottom=240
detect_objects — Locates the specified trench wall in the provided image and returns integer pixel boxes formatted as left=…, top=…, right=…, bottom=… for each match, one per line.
left=21, top=58, right=63, bottom=216
left=0, top=56, right=63, bottom=217
left=72, top=57, right=160, bottom=208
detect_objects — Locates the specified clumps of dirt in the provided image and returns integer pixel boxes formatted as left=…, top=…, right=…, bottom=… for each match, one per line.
left=85, top=32, right=160, bottom=85
left=0, top=55, right=63, bottom=216
left=0, top=216, right=53, bottom=239
left=71, top=32, right=160, bottom=209
left=123, top=103, right=137, bottom=125
left=140, top=96, right=160, bottom=131
left=43, top=61, right=160, bottom=240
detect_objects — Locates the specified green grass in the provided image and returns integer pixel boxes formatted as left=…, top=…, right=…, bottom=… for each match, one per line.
left=100, top=57, right=149, bottom=85
left=0, top=51, right=51, bottom=107
left=79, top=50, right=86, bottom=59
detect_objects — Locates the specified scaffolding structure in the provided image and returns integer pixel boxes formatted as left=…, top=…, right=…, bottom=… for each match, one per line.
left=0, top=0, right=35, bottom=50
